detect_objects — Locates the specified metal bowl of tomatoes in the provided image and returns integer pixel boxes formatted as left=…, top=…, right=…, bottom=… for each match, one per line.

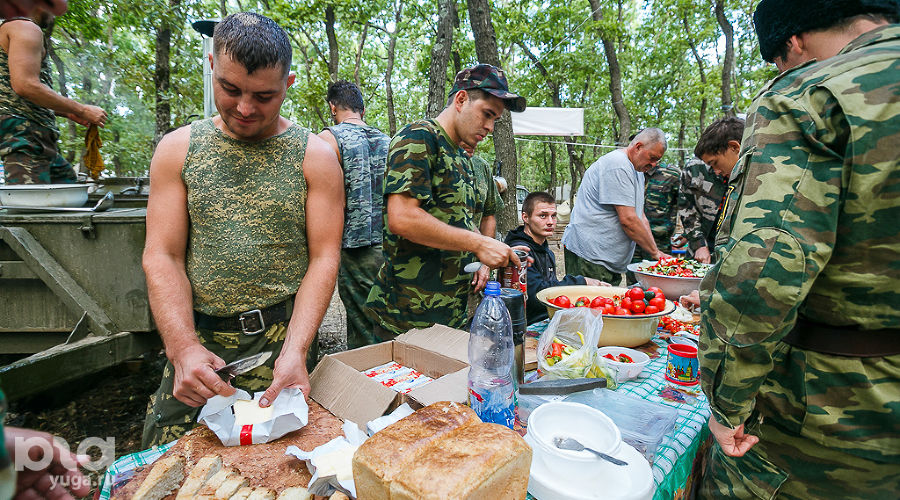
left=626, top=259, right=709, bottom=299
left=535, top=285, right=676, bottom=348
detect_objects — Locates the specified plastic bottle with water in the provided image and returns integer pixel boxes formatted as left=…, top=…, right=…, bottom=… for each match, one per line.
left=468, top=281, right=515, bottom=429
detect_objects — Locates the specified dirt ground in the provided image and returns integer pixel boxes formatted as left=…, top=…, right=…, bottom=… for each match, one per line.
left=2, top=239, right=573, bottom=498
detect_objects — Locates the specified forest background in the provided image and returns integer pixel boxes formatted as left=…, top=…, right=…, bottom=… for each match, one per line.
left=46, top=0, right=775, bottom=232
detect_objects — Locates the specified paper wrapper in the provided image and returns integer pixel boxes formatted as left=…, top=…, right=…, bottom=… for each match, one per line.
left=286, top=420, right=367, bottom=498
left=198, top=388, right=309, bottom=446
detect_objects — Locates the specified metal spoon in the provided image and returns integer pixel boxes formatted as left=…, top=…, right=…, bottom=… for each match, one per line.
left=0, top=191, right=114, bottom=213
left=553, top=436, right=628, bottom=466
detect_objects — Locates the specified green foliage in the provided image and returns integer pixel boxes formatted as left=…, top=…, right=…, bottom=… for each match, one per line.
left=45, top=0, right=773, bottom=182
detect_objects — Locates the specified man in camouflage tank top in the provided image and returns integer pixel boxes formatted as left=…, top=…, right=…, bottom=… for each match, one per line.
left=365, top=64, right=526, bottom=337
left=141, top=13, right=343, bottom=447
left=318, top=80, right=389, bottom=350
left=699, top=2, right=900, bottom=497
left=0, top=6, right=106, bottom=184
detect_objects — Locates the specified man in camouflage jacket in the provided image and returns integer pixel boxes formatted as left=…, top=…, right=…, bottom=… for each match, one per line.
left=676, top=157, right=726, bottom=263
left=699, top=1, right=900, bottom=497
left=365, top=64, right=525, bottom=337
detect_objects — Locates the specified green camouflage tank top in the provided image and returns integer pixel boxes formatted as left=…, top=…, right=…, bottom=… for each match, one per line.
left=183, top=119, right=310, bottom=316
left=0, top=18, right=57, bottom=130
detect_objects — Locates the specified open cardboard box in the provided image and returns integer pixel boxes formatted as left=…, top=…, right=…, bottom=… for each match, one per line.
left=309, top=324, right=470, bottom=427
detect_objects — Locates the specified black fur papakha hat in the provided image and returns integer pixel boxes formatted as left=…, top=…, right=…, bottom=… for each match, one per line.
left=753, top=0, right=900, bottom=62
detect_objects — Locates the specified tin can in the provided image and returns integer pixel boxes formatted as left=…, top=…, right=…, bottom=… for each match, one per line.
left=499, top=249, right=528, bottom=302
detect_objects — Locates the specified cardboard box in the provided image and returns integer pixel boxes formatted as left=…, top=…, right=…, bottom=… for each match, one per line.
left=309, top=325, right=470, bottom=426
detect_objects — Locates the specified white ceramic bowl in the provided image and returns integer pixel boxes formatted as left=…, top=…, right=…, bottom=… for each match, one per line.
left=535, top=285, right=675, bottom=348
left=596, top=346, right=651, bottom=384
left=524, top=401, right=654, bottom=500
left=626, top=262, right=705, bottom=299
left=0, top=184, right=89, bottom=208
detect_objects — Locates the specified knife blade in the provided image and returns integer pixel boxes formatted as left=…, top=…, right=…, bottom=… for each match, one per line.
left=215, top=351, right=272, bottom=381
left=517, top=377, right=607, bottom=396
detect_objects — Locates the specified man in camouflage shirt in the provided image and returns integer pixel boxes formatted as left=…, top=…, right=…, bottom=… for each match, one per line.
left=676, top=158, right=727, bottom=263
left=365, top=64, right=525, bottom=337
left=699, top=1, right=900, bottom=497
left=0, top=5, right=106, bottom=184
left=318, top=80, right=389, bottom=350
left=628, top=160, right=680, bottom=283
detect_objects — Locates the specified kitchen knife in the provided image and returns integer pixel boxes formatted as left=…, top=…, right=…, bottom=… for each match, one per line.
left=215, top=351, right=273, bottom=381
left=517, top=377, right=607, bottom=396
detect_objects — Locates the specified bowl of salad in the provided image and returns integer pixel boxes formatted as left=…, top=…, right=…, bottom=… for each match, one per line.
left=627, top=257, right=711, bottom=299
left=596, top=346, right=651, bottom=384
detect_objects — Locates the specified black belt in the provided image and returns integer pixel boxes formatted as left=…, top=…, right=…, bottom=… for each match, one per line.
left=194, top=300, right=291, bottom=335
left=782, top=317, right=900, bottom=357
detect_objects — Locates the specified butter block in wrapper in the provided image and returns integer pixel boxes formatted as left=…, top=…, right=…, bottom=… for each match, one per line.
left=286, top=420, right=367, bottom=498
left=198, top=388, right=308, bottom=446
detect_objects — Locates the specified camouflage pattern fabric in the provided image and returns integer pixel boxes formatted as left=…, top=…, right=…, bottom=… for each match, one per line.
left=564, top=246, right=618, bottom=285
left=339, top=244, right=383, bottom=350
left=469, top=154, right=503, bottom=230
left=700, top=24, right=900, bottom=494
left=632, top=162, right=680, bottom=262
left=0, top=115, right=75, bottom=184
left=182, top=119, right=310, bottom=316
left=677, top=157, right=727, bottom=256
left=365, top=119, right=480, bottom=336
left=0, top=18, right=58, bottom=131
left=326, top=122, right=388, bottom=248
left=141, top=322, right=319, bottom=448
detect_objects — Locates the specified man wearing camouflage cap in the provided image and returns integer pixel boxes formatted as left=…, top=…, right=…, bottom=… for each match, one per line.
left=699, top=1, right=900, bottom=497
left=365, top=63, right=525, bottom=337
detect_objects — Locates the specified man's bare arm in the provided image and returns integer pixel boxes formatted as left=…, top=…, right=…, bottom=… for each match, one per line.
left=316, top=128, right=342, bottom=164
left=386, top=193, right=519, bottom=269
left=2, top=20, right=106, bottom=125
left=615, top=205, right=670, bottom=260
left=142, top=126, right=233, bottom=407
left=259, top=133, right=344, bottom=406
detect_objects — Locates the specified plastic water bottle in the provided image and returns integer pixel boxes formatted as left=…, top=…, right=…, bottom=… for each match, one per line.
left=468, top=281, right=515, bottom=429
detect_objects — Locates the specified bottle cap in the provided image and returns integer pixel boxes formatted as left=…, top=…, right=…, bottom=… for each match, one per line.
left=484, top=281, right=501, bottom=296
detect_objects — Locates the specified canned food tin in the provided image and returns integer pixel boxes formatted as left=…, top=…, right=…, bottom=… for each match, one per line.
left=499, top=249, right=528, bottom=301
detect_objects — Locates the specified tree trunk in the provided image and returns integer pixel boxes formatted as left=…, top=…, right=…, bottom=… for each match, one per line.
left=467, top=0, right=519, bottom=235
left=299, top=44, right=328, bottom=129
left=325, top=4, right=339, bottom=81
left=548, top=141, right=557, bottom=198
left=714, top=0, right=736, bottom=117
left=426, top=0, right=457, bottom=118
left=677, top=118, right=686, bottom=167
left=588, top=0, right=631, bottom=144
left=385, top=3, right=402, bottom=136
left=154, top=11, right=172, bottom=148
left=682, top=15, right=708, bottom=129
left=353, top=23, right=368, bottom=87
left=219, top=0, right=226, bottom=17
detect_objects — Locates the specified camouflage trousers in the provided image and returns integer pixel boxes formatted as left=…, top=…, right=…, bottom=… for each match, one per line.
left=338, top=244, right=383, bottom=350
left=699, top=411, right=900, bottom=499
left=0, top=115, right=75, bottom=184
left=563, top=246, right=619, bottom=285
left=141, top=322, right=319, bottom=448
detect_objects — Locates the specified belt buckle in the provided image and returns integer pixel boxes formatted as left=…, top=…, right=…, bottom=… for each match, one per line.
left=239, top=309, right=265, bottom=335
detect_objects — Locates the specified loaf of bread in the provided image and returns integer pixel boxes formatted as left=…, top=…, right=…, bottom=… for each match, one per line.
left=131, top=455, right=185, bottom=500
left=352, top=401, right=479, bottom=500
left=352, top=401, right=531, bottom=500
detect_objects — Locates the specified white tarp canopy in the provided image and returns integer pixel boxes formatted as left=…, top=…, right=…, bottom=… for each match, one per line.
left=511, top=107, right=584, bottom=136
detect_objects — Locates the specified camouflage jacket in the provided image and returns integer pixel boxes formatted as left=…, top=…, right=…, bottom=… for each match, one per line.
left=643, top=162, right=681, bottom=246
left=366, top=119, right=481, bottom=335
left=0, top=18, right=57, bottom=131
left=700, top=25, right=900, bottom=460
left=470, top=154, right=503, bottom=230
left=326, top=122, right=389, bottom=248
left=677, top=157, right=727, bottom=254
left=184, top=119, right=310, bottom=316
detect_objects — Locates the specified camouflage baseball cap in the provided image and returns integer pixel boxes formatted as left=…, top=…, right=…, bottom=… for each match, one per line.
left=449, top=64, right=527, bottom=113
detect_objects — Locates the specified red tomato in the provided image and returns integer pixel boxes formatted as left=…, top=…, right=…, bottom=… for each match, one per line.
left=645, top=305, right=660, bottom=314
left=577, top=296, right=590, bottom=307
left=647, top=286, right=663, bottom=294
left=614, top=307, right=631, bottom=315
left=631, top=300, right=646, bottom=314
left=647, top=287, right=666, bottom=301
left=555, top=296, right=571, bottom=308
left=603, top=304, right=616, bottom=314
left=626, top=287, right=645, bottom=301
left=603, top=297, right=615, bottom=306
left=649, top=297, right=666, bottom=310
left=590, top=296, right=604, bottom=308
left=621, top=297, right=633, bottom=310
